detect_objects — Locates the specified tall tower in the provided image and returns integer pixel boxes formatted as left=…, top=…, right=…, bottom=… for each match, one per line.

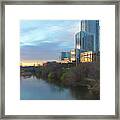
left=81, top=20, right=100, bottom=52
left=75, top=32, right=81, bottom=66
left=75, top=32, right=81, bottom=49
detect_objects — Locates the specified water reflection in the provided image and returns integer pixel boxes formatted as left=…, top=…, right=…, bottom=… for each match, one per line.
left=70, top=87, right=99, bottom=100
left=20, top=76, right=99, bottom=100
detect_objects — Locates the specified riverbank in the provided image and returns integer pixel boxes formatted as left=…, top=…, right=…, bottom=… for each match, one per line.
left=20, top=61, right=100, bottom=99
left=21, top=76, right=99, bottom=100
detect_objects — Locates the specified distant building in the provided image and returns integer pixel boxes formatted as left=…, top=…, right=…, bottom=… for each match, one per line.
left=80, top=51, right=100, bottom=63
left=43, top=61, right=58, bottom=67
left=75, top=31, right=94, bottom=63
left=61, top=51, right=70, bottom=63
left=80, top=51, right=93, bottom=63
left=75, top=32, right=81, bottom=49
left=75, top=32, right=82, bottom=64
left=70, top=49, right=76, bottom=62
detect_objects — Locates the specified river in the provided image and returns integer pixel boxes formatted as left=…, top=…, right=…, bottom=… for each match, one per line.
left=20, top=76, right=98, bottom=100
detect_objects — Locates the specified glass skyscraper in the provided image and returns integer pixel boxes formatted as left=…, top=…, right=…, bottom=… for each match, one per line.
left=75, top=31, right=94, bottom=52
left=75, top=32, right=81, bottom=49
left=75, top=20, right=100, bottom=64
left=61, top=52, right=70, bottom=60
left=81, top=20, right=100, bottom=52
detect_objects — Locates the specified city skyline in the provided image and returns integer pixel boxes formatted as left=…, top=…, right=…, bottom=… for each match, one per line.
left=20, top=20, right=99, bottom=66
left=20, top=20, right=81, bottom=65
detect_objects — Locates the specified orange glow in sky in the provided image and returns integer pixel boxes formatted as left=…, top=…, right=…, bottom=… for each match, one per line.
left=20, top=60, right=45, bottom=66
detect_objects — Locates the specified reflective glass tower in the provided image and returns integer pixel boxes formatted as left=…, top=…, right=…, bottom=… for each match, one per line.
left=75, top=20, right=100, bottom=64
left=75, top=31, right=94, bottom=52
left=81, top=20, right=100, bottom=52
left=61, top=52, right=70, bottom=60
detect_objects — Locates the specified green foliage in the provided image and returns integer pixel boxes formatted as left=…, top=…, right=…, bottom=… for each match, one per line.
left=21, top=61, right=100, bottom=87
left=48, top=72, right=55, bottom=81
left=60, top=72, right=68, bottom=81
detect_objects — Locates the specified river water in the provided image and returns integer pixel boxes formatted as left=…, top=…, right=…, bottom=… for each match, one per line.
left=20, top=76, right=98, bottom=100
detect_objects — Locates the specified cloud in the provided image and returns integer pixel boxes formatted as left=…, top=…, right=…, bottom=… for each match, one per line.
left=48, top=25, right=63, bottom=32
left=21, top=42, right=62, bottom=61
left=20, top=20, right=80, bottom=61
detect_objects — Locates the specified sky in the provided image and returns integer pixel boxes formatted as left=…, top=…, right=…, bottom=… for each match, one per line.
left=20, top=20, right=81, bottom=63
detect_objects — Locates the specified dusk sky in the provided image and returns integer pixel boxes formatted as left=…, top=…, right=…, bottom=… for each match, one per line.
left=20, top=20, right=81, bottom=62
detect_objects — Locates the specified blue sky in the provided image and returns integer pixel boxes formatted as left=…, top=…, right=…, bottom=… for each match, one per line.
left=20, top=20, right=80, bottom=61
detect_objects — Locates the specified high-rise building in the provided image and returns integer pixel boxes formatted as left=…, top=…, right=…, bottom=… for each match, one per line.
left=75, top=31, right=94, bottom=52
left=70, top=49, right=76, bottom=62
left=75, top=32, right=81, bottom=64
left=81, top=20, right=100, bottom=52
left=75, top=32, right=81, bottom=49
left=80, top=51, right=93, bottom=63
left=85, top=33, right=94, bottom=52
left=75, top=20, right=99, bottom=64
left=61, top=51, right=70, bottom=63
left=79, top=31, right=87, bottom=50
left=75, top=31, right=94, bottom=56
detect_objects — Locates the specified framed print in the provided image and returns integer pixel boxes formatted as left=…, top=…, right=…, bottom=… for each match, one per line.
left=0, top=0, right=119, bottom=119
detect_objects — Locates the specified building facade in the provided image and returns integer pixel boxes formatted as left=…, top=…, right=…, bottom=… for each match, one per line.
left=81, top=20, right=100, bottom=52
left=75, top=32, right=81, bottom=50
left=61, top=51, right=70, bottom=63
left=75, top=32, right=95, bottom=52
left=80, top=51, right=93, bottom=63
left=70, top=49, right=76, bottom=62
